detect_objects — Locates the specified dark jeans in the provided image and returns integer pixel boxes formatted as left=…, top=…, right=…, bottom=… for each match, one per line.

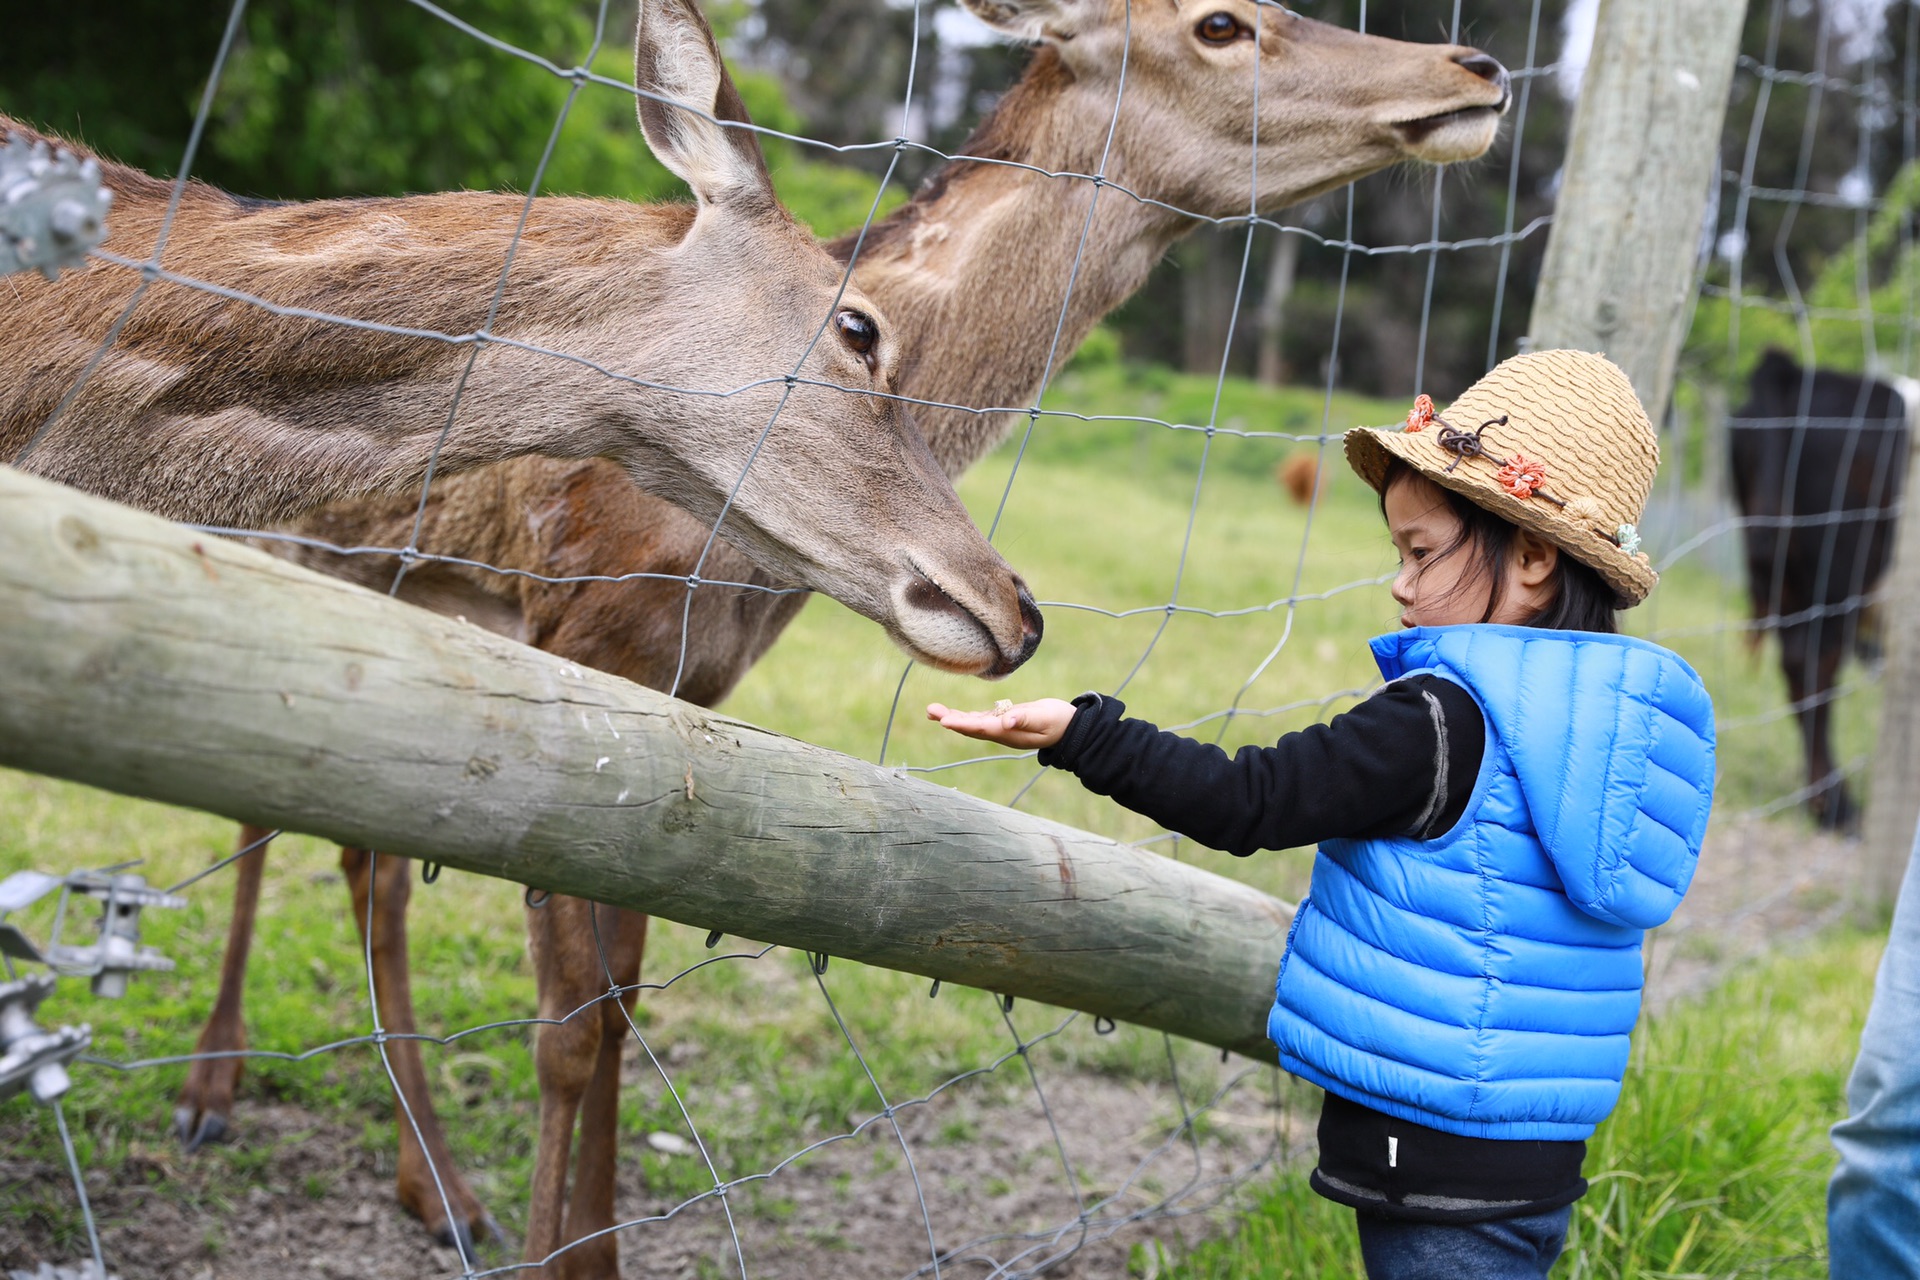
left=1356, top=1204, right=1572, bottom=1279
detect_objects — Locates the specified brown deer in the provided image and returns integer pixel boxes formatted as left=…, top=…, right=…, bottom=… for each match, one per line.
left=2, top=0, right=1043, bottom=1256
left=176, top=0, right=1510, bottom=1271
left=0, top=0, right=1041, bottom=683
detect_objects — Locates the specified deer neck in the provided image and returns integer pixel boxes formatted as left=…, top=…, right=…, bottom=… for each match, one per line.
left=836, top=55, right=1194, bottom=478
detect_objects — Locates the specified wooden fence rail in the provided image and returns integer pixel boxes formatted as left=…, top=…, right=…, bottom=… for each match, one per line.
left=0, top=465, right=1292, bottom=1058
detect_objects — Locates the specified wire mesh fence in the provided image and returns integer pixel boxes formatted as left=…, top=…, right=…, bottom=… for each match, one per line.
left=2, top=0, right=1917, bottom=1276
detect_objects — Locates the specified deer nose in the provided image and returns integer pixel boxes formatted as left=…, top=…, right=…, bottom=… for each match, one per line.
left=987, top=585, right=1045, bottom=678
left=1455, top=52, right=1511, bottom=108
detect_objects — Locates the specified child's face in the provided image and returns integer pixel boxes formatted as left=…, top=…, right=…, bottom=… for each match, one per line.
left=1384, top=472, right=1559, bottom=629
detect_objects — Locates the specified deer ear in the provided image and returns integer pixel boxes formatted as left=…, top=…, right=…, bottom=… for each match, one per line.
left=958, top=0, right=1091, bottom=43
left=634, top=0, right=774, bottom=209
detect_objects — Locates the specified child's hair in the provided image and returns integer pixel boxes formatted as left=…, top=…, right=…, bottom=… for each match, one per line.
left=1381, top=459, right=1620, bottom=634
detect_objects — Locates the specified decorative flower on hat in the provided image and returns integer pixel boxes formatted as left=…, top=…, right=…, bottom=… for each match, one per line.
left=1495, top=453, right=1548, bottom=500
left=1404, top=394, right=1436, bottom=433
left=1615, top=523, right=1642, bottom=555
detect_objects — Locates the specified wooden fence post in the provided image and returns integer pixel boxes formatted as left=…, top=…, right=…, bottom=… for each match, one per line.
left=0, top=465, right=1292, bottom=1059
left=1528, top=0, right=1746, bottom=419
left=1863, top=427, right=1920, bottom=913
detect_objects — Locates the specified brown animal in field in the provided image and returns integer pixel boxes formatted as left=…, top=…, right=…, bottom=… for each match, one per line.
left=179, top=0, right=1511, bottom=1271
left=1277, top=452, right=1322, bottom=505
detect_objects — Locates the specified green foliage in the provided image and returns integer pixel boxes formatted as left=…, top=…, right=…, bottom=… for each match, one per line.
left=0, top=0, right=895, bottom=236
left=212, top=0, right=614, bottom=199
left=1687, top=161, right=1920, bottom=388
left=1066, top=324, right=1123, bottom=372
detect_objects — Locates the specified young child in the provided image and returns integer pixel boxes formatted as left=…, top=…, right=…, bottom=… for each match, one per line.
left=928, top=350, right=1716, bottom=1279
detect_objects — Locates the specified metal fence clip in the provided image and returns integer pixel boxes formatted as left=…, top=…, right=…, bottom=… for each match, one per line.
left=0, top=869, right=184, bottom=998
left=0, top=134, right=112, bottom=280
left=0, top=974, right=91, bottom=1105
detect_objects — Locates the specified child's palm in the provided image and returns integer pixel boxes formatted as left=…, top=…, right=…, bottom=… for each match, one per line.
left=926, top=699, right=1076, bottom=750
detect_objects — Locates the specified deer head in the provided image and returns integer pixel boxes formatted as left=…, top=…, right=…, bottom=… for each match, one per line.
left=0, top=0, right=1043, bottom=680
left=608, top=0, right=1044, bottom=676
left=958, top=0, right=1509, bottom=214
left=831, top=0, right=1511, bottom=474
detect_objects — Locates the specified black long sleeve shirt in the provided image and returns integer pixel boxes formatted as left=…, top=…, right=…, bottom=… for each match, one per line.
left=1039, top=678, right=1589, bottom=1223
left=1037, top=676, right=1484, bottom=852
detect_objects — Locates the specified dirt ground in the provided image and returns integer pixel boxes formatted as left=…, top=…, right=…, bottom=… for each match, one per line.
left=2, top=1066, right=1306, bottom=1280
left=0, top=814, right=1864, bottom=1280
left=1643, top=813, right=1859, bottom=1012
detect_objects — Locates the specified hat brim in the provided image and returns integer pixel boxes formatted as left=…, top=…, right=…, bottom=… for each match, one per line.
left=1344, top=424, right=1657, bottom=609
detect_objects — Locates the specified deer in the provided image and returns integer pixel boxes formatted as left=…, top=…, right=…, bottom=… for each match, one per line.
left=0, top=0, right=1041, bottom=684
left=2, top=0, right=1046, bottom=1256
left=170, top=0, right=1511, bottom=1272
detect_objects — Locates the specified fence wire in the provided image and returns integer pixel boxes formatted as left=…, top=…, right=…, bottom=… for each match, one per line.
left=3, top=1, right=1916, bottom=1277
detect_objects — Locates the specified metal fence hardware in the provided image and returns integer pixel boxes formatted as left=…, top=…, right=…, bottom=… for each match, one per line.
left=0, top=869, right=185, bottom=997
left=0, top=973, right=90, bottom=1105
left=0, top=133, right=112, bottom=280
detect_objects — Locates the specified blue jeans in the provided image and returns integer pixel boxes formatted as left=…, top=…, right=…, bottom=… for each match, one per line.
left=1829, top=816, right=1920, bottom=1279
left=1356, top=1205, right=1571, bottom=1279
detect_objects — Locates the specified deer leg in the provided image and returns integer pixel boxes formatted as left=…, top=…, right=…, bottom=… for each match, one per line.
left=1781, top=625, right=1855, bottom=832
left=558, top=905, right=650, bottom=1280
left=524, top=894, right=605, bottom=1278
left=174, top=825, right=272, bottom=1151
left=1809, top=635, right=1857, bottom=833
left=342, top=847, right=500, bottom=1253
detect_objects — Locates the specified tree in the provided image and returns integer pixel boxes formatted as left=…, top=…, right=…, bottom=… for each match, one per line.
left=0, top=0, right=891, bottom=235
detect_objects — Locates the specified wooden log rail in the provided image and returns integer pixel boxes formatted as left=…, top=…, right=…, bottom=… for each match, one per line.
left=0, top=466, right=1291, bottom=1059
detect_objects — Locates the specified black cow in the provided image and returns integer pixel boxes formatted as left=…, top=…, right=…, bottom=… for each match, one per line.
left=1729, top=349, right=1911, bottom=831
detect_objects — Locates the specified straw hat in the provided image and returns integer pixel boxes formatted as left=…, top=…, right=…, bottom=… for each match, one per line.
left=1344, top=349, right=1659, bottom=608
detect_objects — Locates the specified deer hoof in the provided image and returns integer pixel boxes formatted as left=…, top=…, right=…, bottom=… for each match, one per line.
left=174, top=1106, right=232, bottom=1152
left=430, top=1210, right=503, bottom=1257
left=430, top=1217, right=473, bottom=1258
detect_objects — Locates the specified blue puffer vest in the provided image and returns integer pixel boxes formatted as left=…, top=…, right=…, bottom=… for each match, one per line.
left=1269, top=625, right=1716, bottom=1141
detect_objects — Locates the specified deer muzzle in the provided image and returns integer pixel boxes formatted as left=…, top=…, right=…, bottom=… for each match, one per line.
left=1390, top=49, right=1511, bottom=164
left=892, top=562, right=1044, bottom=679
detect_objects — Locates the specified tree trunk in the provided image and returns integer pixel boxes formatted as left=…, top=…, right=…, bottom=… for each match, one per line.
left=1527, top=0, right=1745, bottom=421
left=1255, top=230, right=1303, bottom=387
left=1181, top=230, right=1241, bottom=375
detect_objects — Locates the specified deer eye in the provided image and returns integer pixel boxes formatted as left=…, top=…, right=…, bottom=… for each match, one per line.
left=834, top=308, right=879, bottom=372
left=1196, top=12, right=1246, bottom=44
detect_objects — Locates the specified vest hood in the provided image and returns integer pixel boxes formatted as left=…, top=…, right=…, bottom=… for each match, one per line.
left=1372, top=626, right=1717, bottom=930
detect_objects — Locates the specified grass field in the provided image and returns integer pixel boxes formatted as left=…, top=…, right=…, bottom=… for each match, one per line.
left=0, top=361, right=1887, bottom=1275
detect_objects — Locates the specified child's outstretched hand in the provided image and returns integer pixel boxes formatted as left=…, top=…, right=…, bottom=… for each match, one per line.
left=926, top=698, right=1076, bottom=750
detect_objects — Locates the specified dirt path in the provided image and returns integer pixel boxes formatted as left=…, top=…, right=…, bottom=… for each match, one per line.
left=2, top=1064, right=1306, bottom=1280
left=1645, top=813, right=1858, bottom=1012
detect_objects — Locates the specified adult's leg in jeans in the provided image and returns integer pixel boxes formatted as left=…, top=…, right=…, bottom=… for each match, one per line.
left=1356, top=1205, right=1571, bottom=1280
left=1828, top=816, right=1920, bottom=1279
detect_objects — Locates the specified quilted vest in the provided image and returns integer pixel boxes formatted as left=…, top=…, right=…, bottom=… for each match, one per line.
left=1268, top=625, right=1716, bottom=1141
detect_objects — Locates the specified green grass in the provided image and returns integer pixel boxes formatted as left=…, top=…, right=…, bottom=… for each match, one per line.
left=0, top=362, right=1880, bottom=1260
left=1166, top=929, right=1879, bottom=1280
